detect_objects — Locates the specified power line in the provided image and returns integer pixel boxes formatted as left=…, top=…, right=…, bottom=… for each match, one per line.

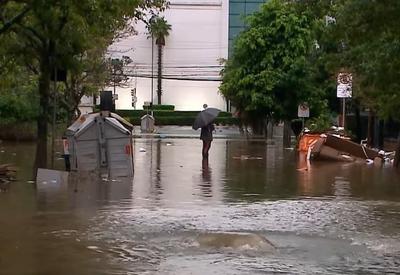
left=124, top=73, right=221, bottom=81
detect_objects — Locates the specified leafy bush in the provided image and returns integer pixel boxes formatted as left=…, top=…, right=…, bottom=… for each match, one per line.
left=117, top=110, right=233, bottom=118
left=143, top=104, right=175, bottom=111
left=0, top=91, right=39, bottom=124
left=306, top=112, right=333, bottom=132
left=116, top=110, right=144, bottom=117
left=127, top=115, right=238, bottom=126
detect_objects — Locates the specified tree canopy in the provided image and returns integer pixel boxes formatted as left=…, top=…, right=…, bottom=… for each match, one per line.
left=331, top=0, right=400, bottom=120
left=0, top=0, right=168, bottom=168
left=220, top=0, right=325, bottom=133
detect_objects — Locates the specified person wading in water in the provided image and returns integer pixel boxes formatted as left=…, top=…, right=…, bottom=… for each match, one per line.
left=200, top=104, right=215, bottom=159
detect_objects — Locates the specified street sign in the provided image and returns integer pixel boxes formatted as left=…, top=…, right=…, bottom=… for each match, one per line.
left=298, top=103, right=310, bottom=118
left=336, top=72, right=352, bottom=128
left=337, top=73, right=352, bottom=98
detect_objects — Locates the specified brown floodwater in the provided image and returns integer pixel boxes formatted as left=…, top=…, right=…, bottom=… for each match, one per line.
left=1, top=137, right=400, bottom=274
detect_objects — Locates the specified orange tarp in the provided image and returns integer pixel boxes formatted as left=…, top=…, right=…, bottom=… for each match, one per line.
left=298, top=134, right=321, bottom=152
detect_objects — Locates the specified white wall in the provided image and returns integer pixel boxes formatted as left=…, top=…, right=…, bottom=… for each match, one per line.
left=107, top=0, right=228, bottom=111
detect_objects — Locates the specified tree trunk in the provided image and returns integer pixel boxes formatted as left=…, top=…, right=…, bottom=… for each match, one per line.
left=157, top=43, right=163, bottom=105
left=267, top=119, right=274, bottom=139
left=367, top=111, right=375, bottom=147
left=394, top=132, right=400, bottom=168
left=374, top=119, right=384, bottom=149
left=250, top=118, right=265, bottom=136
left=283, top=120, right=292, bottom=148
left=354, top=104, right=362, bottom=143
left=34, top=52, right=51, bottom=170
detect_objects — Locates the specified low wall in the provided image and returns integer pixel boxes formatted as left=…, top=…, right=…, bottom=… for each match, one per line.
left=0, top=122, right=37, bottom=141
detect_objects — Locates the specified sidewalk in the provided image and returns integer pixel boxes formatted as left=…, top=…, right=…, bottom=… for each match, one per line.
left=132, top=125, right=284, bottom=139
left=132, top=125, right=244, bottom=139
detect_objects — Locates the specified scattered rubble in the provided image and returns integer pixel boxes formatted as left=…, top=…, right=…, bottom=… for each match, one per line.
left=0, top=164, right=16, bottom=192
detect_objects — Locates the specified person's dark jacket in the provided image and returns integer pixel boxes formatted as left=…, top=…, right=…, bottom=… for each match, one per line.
left=200, top=123, right=215, bottom=141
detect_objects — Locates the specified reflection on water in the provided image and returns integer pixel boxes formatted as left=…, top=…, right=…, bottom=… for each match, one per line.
left=1, top=139, right=400, bottom=274
left=200, top=158, right=212, bottom=197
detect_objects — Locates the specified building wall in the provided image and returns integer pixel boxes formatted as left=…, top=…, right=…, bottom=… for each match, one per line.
left=78, top=95, right=94, bottom=115
left=108, top=0, right=229, bottom=111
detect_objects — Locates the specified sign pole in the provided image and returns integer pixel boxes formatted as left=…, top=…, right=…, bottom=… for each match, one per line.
left=298, top=103, right=309, bottom=128
left=342, top=98, right=346, bottom=129
left=337, top=72, right=352, bottom=130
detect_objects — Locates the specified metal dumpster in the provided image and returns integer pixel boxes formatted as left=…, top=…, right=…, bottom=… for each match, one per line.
left=141, top=114, right=155, bottom=133
left=65, top=111, right=134, bottom=178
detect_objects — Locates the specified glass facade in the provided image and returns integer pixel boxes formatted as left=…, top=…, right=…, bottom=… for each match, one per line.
left=229, top=0, right=265, bottom=54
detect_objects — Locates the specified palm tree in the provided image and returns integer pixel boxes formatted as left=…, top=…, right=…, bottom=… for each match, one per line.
left=148, top=16, right=171, bottom=105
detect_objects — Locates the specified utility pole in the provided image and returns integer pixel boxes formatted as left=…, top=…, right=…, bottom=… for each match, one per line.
left=149, top=14, right=156, bottom=106
left=151, top=34, right=154, bottom=105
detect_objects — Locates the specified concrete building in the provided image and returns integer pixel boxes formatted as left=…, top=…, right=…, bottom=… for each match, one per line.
left=108, top=0, right=229, bottom=111
left=102, top=0, right=266, bottom=112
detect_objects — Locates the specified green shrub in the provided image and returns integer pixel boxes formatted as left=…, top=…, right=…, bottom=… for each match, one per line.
left=127, top=116, right=238, bottom=126
left=116, top=110, right=145, bottom=117
left=119, top=108, right=236, bottom=126
left=306, top=112, right=333, bottom=132
left=215, top=117, right=239, bottom=126
left=120, top=109, right=232, bottom=116
left=0, top=91, right=39, bottom=124
left=143, top=104, right=175, bottom=111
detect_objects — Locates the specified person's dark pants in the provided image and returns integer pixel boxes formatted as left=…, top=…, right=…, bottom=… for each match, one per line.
left=63, top=154, right=71, bottom=171
left=202, top=139, right=212, bottom=159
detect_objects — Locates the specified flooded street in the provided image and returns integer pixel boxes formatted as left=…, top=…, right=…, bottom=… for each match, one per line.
left=1, top=136, right=400, bottom=274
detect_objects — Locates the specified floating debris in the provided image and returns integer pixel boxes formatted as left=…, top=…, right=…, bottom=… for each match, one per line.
left=232, top=155, right=263, bottom=160
left=0, top=164, right=16, bottom=182
left=299, top=133, right=385, bottom=163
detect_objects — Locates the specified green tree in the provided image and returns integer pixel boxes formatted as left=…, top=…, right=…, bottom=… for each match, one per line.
left=147, top=16, right=171, bottom=105
left=0, top=61, right=38, bottom=124
left=2, top=0, right=167, bottom=169
left=220, top=0, right=322, bottom=137
left=109, top=56, right=133, bottom=94
left=61, top=43, right=111, bottom=123
left=0, top=1, right=30, bottom=35
left=330, top=0, right=400, bottom=165
left=332, top=0, right=400, bottom=118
